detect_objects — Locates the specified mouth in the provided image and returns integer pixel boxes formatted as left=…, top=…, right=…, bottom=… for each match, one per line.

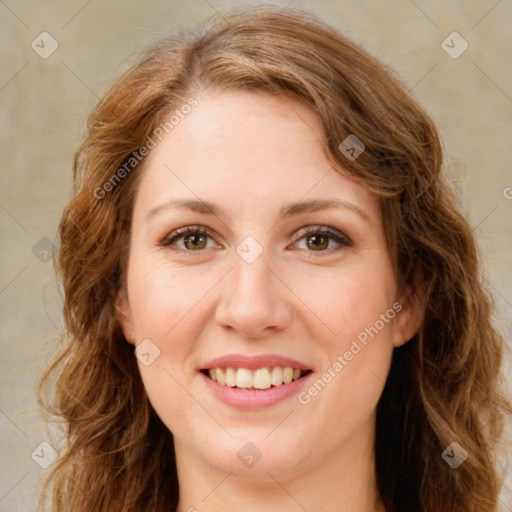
left=201, top=366, right=313, bottom=390
left=199, top=354, right=314, bottom=408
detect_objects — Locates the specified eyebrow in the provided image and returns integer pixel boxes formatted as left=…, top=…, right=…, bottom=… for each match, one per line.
left=145, top=197, right=371, bottom=224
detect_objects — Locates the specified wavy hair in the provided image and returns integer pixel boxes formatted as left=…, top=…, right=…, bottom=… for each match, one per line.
left=38, top=7, right=511, bottom=511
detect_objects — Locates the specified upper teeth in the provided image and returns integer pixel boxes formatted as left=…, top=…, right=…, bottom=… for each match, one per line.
left=207, top=367, right=304, bottom=389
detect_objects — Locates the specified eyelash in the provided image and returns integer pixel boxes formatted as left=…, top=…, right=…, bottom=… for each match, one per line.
left=159, top=224, right=353, bottom=256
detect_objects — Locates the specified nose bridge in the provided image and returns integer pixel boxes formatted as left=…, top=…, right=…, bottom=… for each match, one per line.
left=215, top=243, right=291, bottom=337
left=232, top=247, right=273, bottom=297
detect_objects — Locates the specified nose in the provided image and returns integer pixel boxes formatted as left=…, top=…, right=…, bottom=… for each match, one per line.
left=214, top=250, right=292, bottom=340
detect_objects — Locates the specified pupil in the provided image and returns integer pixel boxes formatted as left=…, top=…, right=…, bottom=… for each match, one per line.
left=308, top=235, right=328, bottom=250
left=185, top=234, right=206, bottom=249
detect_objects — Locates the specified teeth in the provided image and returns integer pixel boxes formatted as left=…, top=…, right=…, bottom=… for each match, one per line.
left=253, top=368, right=271, bottom=389
left=216, top=368, right=225, bottom=386
left=205, top=366, right=307, bottom=389
left=271, top=366, right=283, bottom=386
left=225, top=367, right=236, bottom=387
left=283, top=367, right=293, bottom=384
left=235, top=368, right=253, bottom=388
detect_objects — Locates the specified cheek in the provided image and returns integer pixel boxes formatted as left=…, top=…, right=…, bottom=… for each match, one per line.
left=288, top=258, right=397, bottom=347
left=126, top=259, right=216, bottom=433
left=290, top=260, right=396, bottom=422
left=126, top=257, right=223, bottom=398
left=127, top=258, right=211, bottom=342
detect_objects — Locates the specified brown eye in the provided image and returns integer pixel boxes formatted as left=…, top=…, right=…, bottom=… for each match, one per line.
left=305, top=234, right=329, bottom=251
left=292, top=225, right=352, bottom=255
left=161, top=226, right=217, bottom=253
left=183, top=233, right=208, bottom=250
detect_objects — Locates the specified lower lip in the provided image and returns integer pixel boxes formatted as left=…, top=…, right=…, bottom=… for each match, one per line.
left=200, top=372, right=313, bottom=409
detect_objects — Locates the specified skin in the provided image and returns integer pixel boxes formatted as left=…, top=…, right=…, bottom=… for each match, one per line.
left=116, top=89, right=422, bottom=512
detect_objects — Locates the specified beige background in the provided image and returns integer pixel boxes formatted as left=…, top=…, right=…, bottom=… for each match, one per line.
left=1, top=0, right=511, bottom=510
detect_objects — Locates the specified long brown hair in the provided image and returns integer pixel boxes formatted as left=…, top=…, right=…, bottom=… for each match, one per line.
left=38, top=7, right=511, bottom=511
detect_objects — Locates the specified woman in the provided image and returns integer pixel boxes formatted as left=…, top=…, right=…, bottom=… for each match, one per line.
left=38, top=7, right=511, bottom=512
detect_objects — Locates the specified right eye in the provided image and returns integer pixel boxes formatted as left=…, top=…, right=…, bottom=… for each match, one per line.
left=160, top=226, right=220, bottom=253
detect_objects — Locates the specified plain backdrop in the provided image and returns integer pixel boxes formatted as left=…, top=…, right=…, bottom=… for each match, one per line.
left=1, top=0, right=511, bottom=510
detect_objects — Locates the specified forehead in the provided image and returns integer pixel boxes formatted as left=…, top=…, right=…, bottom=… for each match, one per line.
left=133, top=89, right=378, bottom=222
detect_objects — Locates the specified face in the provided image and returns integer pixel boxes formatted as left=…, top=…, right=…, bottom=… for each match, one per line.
left=116, top=89, right=420, bottom=480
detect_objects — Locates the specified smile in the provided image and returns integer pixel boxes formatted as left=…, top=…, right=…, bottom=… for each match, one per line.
left=202, top=367, right=312, bottom=389
left=199, top=353, right=313, bottom=408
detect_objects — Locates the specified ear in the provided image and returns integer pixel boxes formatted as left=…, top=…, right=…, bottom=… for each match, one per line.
left=392, top=284, right=424, bottom=348
left=115, top=288, right=136, bottom=345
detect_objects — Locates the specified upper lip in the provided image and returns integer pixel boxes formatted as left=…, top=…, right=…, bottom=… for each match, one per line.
left=201, top=354, right=311, bottom=371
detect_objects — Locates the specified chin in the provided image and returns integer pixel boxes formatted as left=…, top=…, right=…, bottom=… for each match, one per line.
left=188, top=426, right=313, bottom=479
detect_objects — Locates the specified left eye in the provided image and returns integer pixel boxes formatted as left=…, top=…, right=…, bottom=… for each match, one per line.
left=291, top=226, right=352, bottom=253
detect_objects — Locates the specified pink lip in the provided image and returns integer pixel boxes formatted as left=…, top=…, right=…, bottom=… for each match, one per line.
left=199, top=371, right=313, bottom=409
left=201, top=353, right=311, bottom=371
